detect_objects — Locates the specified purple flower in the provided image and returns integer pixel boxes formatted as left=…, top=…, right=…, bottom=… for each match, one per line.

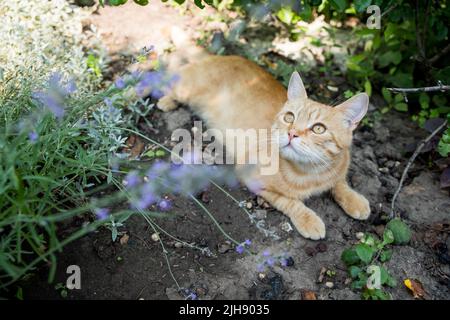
left=236, top=244, right=245, bottom=254
left=114, top=77, right=126, bottom=89
left=104, top=97, right=113, bottom=108
left=257, top=263, right=265, bottom=272
left=280, top=258, right=288, bottom=267
left=244, top=239, right=252, bottom=246
left=134, top=184, right=156, bottom=210
left=65, top=78, right=77, bottom=95
left=266, top=257, right=275, bottom=266
left=94, top=208, right=110, bottom=220
left=151, top=89, right=164, bottom=99
left=32, top=91, right=65, bottom=120
left=262, top=250, right=270, bottom=257
left=28, top=131, right=38, bottom=143
left=186, top=292, right=197, bottom=300
left=158, top=199, right=172, bottom=211
left=124, top=171, right=140, bottom=188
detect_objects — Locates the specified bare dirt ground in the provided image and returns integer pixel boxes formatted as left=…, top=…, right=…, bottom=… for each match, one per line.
left=20, top=2, right=450, bottom=300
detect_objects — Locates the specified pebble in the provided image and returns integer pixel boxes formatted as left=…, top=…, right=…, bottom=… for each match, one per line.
left=151, top=232, right=160, bottom=242
left=246, top=202, right=253, bottom=209
left=325, top=281, right=334, bottom=289
left=174, top=242, right=183, bottom=248
left=280, top=221, right=293, bottom=233
left=379, top=167, right=389, bottom=173
left=356, top=232, right=365, bottom=239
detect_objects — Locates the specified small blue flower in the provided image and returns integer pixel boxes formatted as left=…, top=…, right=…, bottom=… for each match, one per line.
left=280, top=258, right=288, bottom=267
left=94, top=208, right=110, bottom=220
left=28, top=131, right=38, bottom=143
left=266, top=257, right=275, bottom=266
left=257, top=263, right=265, bottom=272
left=124, top=171, right=140, bottom=188
left=262, top=250, right=270, bottom=257
left=115, top=77, right=126, bottom=89
left=104, top=97, right=113, bottom=108
left=186, top=292, right=197, bottom=300
left=236, top=244, right=245, bottom=254
left=158, top=199, right=172, bottom=211
left=244, top=239, right=252, bottom=246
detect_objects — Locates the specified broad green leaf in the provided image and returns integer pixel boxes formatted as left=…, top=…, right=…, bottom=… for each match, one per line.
left=419, top=93, right=430, bottom=109
left=382, top=88, right=392, bottom=103
left=329, top=0, right=348, bottom=12
left=277, top=7, right=295, bottom=25
left=394, top=103, right=408, bottom=112
left=355, top=243, right=374, bottom=264
left=378, top=51, right=402, bottom=68
left=380, top=248, right=393, bottom=262
left=383, top=229, right=395, bottom=245
left=341, top=248, right=361, bottom=266
left=354, top=0, right=372, bottom=12
left=134, top=0, right=149, bottom=5
left=386, top=219, right=412, bottom=245
left=364, top=79, right=372, bottom=96
left=109, top=0, right=128, bottom=5
left=349, top=265, right=362, bottom=278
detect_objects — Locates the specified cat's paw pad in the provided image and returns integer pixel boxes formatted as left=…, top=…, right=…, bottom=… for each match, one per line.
left=157, top=96, right=177, bottom=112
left=290, top=210, right=326, bottom=240
left=343, top=193, right=370, bottom=220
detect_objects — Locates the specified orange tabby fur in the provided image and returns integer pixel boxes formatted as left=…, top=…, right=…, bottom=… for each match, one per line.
left=158, top=33, right=370, bottom=240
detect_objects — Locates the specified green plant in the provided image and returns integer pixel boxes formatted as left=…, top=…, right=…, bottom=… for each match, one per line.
left=341, top=229, right=398, bottom=300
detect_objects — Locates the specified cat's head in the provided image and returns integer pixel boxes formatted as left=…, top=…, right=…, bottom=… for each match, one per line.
left=272, top=71, right=368, bottom=167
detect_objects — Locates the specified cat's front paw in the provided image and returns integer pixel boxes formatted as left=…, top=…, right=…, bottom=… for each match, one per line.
left=290, top=209, right=326, bottom=240
left=339, top=191, right=370, bottom=220
left=157, top=96, right=177, bottom=112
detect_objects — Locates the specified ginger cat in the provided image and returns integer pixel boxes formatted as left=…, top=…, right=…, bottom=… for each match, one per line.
left=157, top=32, right=370, bottom=240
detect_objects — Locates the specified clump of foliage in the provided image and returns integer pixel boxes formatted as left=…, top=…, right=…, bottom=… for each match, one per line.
left=341, top=219, right=411, bottom=299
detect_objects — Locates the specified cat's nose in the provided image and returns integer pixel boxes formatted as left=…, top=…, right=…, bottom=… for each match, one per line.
left=288, top=129, right=298, bottom=141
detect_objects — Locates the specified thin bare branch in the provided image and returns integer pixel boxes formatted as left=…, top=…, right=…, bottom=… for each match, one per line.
left=387, top=85, right=450, bottom=93
left=429, top=43, right=450, bottom=65
left=390, top=120, right=448, bottom=219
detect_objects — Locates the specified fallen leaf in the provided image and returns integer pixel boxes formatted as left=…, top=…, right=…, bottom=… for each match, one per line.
left=120, top=234, right=129, bottom=245
left=301, top=289, right=317, bottom=300
left=125, top=135, right=145, bottom=158
left=404, top=279, right=426, bottom=299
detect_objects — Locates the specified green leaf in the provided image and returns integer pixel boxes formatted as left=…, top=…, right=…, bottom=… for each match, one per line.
left=341, top=248, right=361, bottom=266
left=383, top=229, right=395, bottom=245
left=380, top=248, right=393, bottom=262
left=329, top=0, right=348, bottom=12
left=386, top=219, right=412, bottom=245
left=355, top=243, right=374, bottom=264
left=364, top=79, right=372, bottom=96
left=382, top=88, right=392, bottom=103
left=378, top=51, right=402, bottom=68
left=394, top=102, right=408, bottom=112
left=419, top=93, right=430, bottom=109
left=194, top=0, right=205, bottom=9
left=354, top=0, right=372, bottom=13
left=349, top=265, right=362, bottom=278
left=155, top=150, right=166, bottom=157
left=109, top=0, right=128, bottom=5
left=277, top=7, right=295, bottom=25
left=134, top=0, right=149, bottom=5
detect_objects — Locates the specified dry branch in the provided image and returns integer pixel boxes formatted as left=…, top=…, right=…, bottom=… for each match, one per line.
left=389, top=119, right=448, bottom=219
left=387, top=85, right=450, bottom=94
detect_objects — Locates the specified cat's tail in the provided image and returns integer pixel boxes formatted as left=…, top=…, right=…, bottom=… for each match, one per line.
left=164, top=26, right=210, bottom=72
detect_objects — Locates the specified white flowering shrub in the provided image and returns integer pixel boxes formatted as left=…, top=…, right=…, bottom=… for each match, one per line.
left=0, top=0, right=96, bottom=90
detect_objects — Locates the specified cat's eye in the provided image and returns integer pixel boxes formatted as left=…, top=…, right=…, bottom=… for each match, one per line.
left=283, top=112, right=295, bottom=123
left=311, top=123, right=326, bottom=134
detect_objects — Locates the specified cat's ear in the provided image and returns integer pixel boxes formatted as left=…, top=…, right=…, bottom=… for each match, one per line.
left=335, top=93, right=369, bottom=130
left=287, top=71, right=307, bottom=101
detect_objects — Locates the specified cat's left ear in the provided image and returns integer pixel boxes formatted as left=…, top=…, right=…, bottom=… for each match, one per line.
left=335, top=93, right=369, bottom=130
left=287, top=71, right=307, bottom=101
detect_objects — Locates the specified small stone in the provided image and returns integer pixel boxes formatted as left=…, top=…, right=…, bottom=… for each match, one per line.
left=258, top=273, right=267, bottom=281
left=151, top=232, right=160, bottom=242
left=218, top=241, right=232, bottom=253
left=317, top=267, right=327, bottom=283
left=174, top=242, right=183, bottom=248
left=325, top=281, right=334, bottom=289
left=379, top=167, right=389, bottom=173
left=246, top=202, right=253, bottom=209
left=356, top=232, right=365, bottom=240
left=316, top=243, right=327, bottom=253
left=138, top=298, right=144, bottom=300
left=191, top=126, right=198, bottom=134
left=344, top=278, right=352, bottom=285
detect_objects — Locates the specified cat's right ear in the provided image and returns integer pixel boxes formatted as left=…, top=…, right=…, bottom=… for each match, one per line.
left=287, top=71, right=307, bottom=102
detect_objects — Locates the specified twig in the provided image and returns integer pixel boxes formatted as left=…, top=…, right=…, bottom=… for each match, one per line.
left=387, top=84, right=450, bottom=93
left=429, top=43, right=450, bottom=65
left=389, top=120, right=448, bottom=219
